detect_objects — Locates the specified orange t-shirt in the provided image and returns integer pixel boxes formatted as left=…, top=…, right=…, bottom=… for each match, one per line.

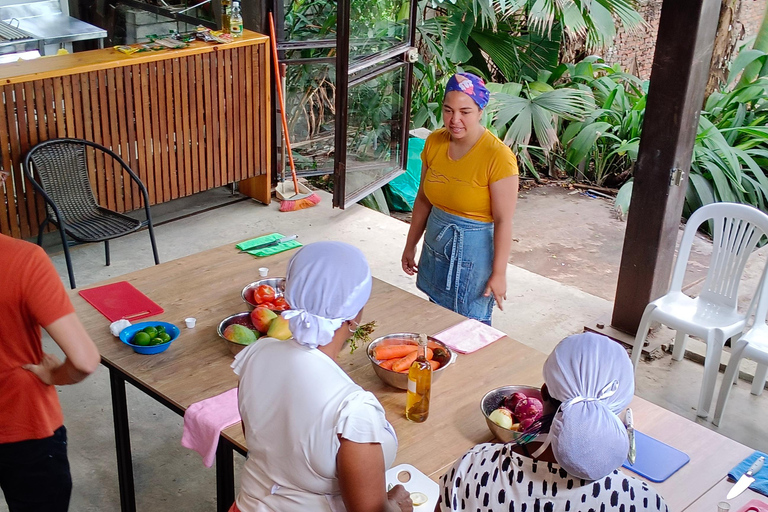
left=0, top=234, right=74, bottom=443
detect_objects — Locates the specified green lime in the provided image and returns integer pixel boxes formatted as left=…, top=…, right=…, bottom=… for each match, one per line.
left=150, top=337, right=165, bottom=346
left=133, top=332, right=151, bottom=346
left=142, top=326, right=158, bottom=338
left=158, top=332, right=171, bottom=343
left=155, top=325, right=166, bottom=333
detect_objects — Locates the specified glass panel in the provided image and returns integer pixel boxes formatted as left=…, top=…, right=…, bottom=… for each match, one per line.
left=283, top=0, right=337, bottom=43
left=283, top=61, right=336, bottom=176
left=344, top=63, right=406, bottom=204
left=348, top=0, right=410, bottom=62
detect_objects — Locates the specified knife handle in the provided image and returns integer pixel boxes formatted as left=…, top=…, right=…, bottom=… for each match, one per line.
left=747, top=456, right=764, bottom=476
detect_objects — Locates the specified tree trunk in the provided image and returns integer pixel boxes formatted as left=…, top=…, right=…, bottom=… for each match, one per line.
left=705, top=0, right=744, bottom=97
left=738, top=4, right=768, bottom=87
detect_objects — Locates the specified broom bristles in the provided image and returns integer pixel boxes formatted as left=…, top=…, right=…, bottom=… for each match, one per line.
left=279, top=192, right=321, bottom=212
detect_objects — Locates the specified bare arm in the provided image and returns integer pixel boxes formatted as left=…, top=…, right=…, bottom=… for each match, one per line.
left=337, top=438, right=413, bottom=512
left=23, top=312, right=100, bottom=386
left=402, top=162, right=432, bottom=275
left=483, top=175, right=519, bottom=310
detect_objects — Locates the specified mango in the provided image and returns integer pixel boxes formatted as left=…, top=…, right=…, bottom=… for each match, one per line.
left=266, top=315, right=292, bottom=340
left=223, top=324, right=259, bottom=345
left=250, top=306, right=278, bottom=334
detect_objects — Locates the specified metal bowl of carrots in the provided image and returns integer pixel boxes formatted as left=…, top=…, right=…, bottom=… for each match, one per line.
left=367, top=333, right=457, bottom=390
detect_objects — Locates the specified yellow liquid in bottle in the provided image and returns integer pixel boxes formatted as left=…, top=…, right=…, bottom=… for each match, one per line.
left=405, top=338, right=432, bottom=422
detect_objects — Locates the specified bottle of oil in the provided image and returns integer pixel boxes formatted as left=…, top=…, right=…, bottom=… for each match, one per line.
left=221, top=0, right=231, bottom=33
left=229, top=1, right=243, bottom=38
left=405, top=334, right=432, bottom=422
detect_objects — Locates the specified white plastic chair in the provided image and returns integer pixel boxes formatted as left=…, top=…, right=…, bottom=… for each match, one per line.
left=631, top=202, right=768, bottom=418
left=712, top=274, right=768, bottom=426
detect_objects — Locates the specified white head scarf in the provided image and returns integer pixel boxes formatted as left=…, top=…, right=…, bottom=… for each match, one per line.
left=281, top=241, right=372, bottom=349
left=541, top=332, right=634, bottom=481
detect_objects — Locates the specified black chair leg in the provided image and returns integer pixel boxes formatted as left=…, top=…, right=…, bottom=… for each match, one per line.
left=146, top=215, right=160, bottom=266
left=37, top=216, right=49, bottom=247
left=105, top=240, right=110, bottom=266
left=59, top=229, right=76, bottom=289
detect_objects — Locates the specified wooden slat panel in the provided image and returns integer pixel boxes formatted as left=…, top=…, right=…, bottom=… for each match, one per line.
left=1, top=37, right=270, bottom=238
left=1, top=86, right=20, bottom=238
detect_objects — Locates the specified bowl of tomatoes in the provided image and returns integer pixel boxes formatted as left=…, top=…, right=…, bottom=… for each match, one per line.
left=241, top=278, right=290, bottom=312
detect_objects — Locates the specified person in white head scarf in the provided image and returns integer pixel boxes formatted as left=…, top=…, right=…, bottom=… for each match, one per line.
left=231, top=242, right=412, bottom=512
left=437, top=332, right=669, bottom=512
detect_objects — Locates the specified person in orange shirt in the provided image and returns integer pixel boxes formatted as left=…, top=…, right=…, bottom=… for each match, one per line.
left=401, top=73, right=519, bottom=325
left=0, top=190, right=100, bottom=512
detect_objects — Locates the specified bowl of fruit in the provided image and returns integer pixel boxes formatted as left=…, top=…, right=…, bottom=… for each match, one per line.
left=120, top=321, right=180, bottom=355
left=241, top=278, right=290, bottom=312
left=480, top=385, right=546, bottom=443
left=218, top=308, right=293, bottom=356
left=367, top=333, right=456, bottom=390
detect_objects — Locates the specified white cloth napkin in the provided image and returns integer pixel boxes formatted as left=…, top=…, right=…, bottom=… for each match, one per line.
left=432, top=319, right=506, bottom=354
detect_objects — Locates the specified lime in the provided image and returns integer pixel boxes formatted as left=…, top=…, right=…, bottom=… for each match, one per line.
left=150, top=337, right=165, bottom=346
left=133, top=332, right=151, bottom=346
left=410, top=492, right=428, bottom=506
left=158, top=332, right=171, bottom=343
left=142, top=326, right=158, bottom=338
left=155, top=325, right=166, bottom=333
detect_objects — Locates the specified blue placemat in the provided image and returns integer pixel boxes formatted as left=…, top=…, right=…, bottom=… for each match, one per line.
left=622, top=430, right=689, bottom=483
left=729, top=451, right=768, bottom=497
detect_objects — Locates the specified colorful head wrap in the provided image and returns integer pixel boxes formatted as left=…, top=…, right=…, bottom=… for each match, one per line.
left=540, top=332, right=635, bottom=480
left=281, top=241, right=372, bottom=349
left=444, top=73, right=490, bottom=110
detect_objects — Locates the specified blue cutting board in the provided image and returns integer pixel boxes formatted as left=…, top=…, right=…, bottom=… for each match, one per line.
left=622, top=430, right=690, bottom=483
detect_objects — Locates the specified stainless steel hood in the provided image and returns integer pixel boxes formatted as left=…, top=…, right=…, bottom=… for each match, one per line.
left=0, top=0, right=106, bottom=54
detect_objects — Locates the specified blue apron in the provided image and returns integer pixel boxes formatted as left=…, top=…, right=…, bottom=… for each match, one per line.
left=416, top=207, right=495, bottom=323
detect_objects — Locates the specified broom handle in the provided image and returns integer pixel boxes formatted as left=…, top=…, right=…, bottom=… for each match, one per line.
left=268, top=12, right=300, bottom=195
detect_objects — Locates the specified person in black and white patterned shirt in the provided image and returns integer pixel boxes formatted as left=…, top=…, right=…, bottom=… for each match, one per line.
left=437, top=332, right=668, bottom=512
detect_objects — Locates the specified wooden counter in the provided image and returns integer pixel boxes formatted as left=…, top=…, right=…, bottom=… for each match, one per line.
left=0, top=30, right=271, bottom=239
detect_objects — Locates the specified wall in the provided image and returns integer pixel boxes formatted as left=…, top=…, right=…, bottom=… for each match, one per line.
left=606, top=0, right=766, bottom=80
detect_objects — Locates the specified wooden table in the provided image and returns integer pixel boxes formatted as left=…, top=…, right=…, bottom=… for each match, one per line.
left=69, top=242, right=764, bottom=512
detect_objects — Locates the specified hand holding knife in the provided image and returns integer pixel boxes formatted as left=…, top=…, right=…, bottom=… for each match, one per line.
left=626, top=408, right=636, bottom=465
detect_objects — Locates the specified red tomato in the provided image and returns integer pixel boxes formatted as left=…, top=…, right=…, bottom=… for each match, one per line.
left=254, top=284, right=276, bottom=304
left=260, top=301, right=276, bottom=310
left=272, top=297, right=289, bottom=311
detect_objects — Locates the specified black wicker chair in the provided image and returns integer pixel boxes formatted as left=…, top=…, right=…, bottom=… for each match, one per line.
left=23, top=138, right=160, bottom=289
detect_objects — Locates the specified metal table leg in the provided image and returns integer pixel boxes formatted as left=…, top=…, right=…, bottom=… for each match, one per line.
left=216, top=436, right=236, bottom=512
left=109, top=368, right=137, bottom=512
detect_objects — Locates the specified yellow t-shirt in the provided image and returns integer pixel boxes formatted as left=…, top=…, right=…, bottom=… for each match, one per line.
left=421, top=128, right=518, bottom=223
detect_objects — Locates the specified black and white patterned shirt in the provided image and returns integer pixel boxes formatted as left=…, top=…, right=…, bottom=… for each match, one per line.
left=438, top=443, right=669, bottom=512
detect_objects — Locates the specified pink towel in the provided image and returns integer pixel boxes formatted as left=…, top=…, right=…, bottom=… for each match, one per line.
left=181, top=388, right=242, bottom=467
left=432, top=319, right=506, bottom=354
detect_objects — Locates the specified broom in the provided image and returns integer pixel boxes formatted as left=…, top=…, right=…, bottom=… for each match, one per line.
left=269, top=12, right=321, bottom=212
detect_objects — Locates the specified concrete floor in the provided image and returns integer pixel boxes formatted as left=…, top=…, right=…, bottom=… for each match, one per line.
left=3, top=184, right=768, bottom=511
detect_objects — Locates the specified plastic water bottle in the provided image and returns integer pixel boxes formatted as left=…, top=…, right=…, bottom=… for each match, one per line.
left=230, top=1, right=243, bottom=38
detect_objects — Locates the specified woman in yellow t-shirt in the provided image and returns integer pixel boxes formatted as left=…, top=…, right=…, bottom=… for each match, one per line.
left=401, top=73, right=519, bottom=324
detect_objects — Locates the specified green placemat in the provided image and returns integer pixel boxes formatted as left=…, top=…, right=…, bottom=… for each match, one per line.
left=236, top=233, right=302, bottom=257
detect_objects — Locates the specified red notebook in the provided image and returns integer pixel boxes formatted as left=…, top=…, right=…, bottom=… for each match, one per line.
left=79, top=281, right=164, bottom=322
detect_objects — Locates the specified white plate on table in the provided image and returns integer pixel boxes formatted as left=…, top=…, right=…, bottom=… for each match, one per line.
left=386, top=463, right=440, bottom=509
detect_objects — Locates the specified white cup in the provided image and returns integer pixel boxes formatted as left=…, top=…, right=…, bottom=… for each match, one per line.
left=717, top=501, right=731, bottom=512
left=258, top=267, right=269, bottom=277
left=185, top=317, right=197, bottom=328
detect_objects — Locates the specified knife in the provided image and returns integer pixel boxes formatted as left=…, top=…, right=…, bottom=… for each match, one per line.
left=727, top=456, right=764, bottom=499
left=240, top=235, right=298, bottom=252
left=626, top=408, right=636, bottom=465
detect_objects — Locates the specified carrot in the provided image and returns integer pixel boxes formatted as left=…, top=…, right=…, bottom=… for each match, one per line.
left=427, top=341, right=443, bottom=351
left=374, top=344, right=418, bottom=360
left=378, top=359, right=396, bottom=370
left=392, top=348, right=434, bottom=372
left=428, top=359, right=441, bottom=371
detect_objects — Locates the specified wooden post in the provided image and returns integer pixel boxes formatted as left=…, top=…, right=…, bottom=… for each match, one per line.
left=611, top=0, right=722, bottom=334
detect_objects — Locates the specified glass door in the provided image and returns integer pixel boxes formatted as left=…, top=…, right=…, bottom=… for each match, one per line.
left=272, top=0, right=417, bottom=208
left=333, top=0, right=417, bottom=208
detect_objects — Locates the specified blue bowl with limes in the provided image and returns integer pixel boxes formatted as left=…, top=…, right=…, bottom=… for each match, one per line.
left=119, top=321, right=180, bottom=355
